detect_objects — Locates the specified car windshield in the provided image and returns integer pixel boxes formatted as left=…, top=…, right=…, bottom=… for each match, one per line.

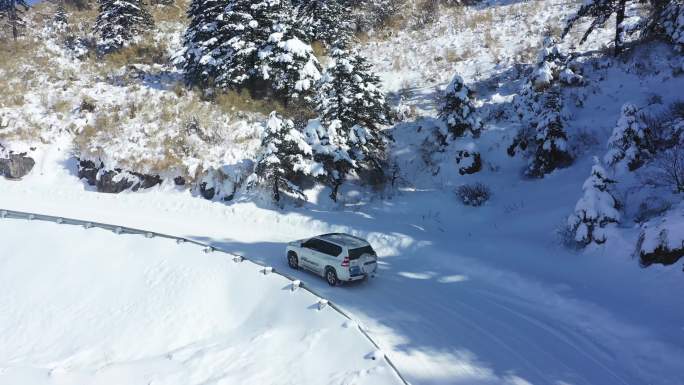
left=348, top=246, right=375, bottom=260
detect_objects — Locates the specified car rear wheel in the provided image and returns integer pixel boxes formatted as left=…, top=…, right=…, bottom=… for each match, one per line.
left=287, top=252, right=298, bottom=270
left=325, top=268, right=338, bottom=286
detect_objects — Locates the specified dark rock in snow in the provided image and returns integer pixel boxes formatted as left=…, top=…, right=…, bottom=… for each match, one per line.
left=174, top=176, right=186, bottom=186
left=0, top=153, right=36, bottom=179
left=78, top=159, right=101, bottom=185
left=77, top=159, right=162, bottom=193
left=199, top=182, right=215, bottom=200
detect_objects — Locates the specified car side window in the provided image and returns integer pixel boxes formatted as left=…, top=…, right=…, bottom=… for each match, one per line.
left=318, top=240, right=342, bottom=257
left=302, top=239, right=318, bottom=250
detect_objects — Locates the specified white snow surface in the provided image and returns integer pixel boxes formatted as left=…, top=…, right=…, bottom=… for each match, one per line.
left=1, top=138, right=684, bottom=385
left=0, top=216, right=399, bottom=385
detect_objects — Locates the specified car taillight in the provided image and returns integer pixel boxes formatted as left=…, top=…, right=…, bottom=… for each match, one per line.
left=341, top=256, right=350, bottom=267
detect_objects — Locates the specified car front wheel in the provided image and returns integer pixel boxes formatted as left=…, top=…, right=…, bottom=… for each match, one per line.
left=287, top=252, right=298, bottom=270
left=325, top=268, right=338, bottom=286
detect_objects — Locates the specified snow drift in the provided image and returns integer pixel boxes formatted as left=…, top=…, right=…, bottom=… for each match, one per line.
left=0, top=217, right=400, bottom=385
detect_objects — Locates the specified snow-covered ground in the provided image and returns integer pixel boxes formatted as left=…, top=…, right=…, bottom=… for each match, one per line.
left=2, top=139, right=684, bottom=385
left=0, top=215, right=400, bottom=385
left=3, top=1, right=684, bottom=385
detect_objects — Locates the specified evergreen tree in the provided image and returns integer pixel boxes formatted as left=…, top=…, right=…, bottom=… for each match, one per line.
left=304, top=118, right=356, bottom=201
left=94, top=0, right=153, bottom=52
left=53, top=1, right=68, bottom=29
left=561, top=0, right=630, bottom=56
left=438, top=74, right=482, bottom=140
left=179, top=0, right=228, bottom=87
left=0, top=0, right=29, bottom=41
left=604, top=103, right=651, bottom=171
left=508, top=40, right=575, bottom=178
left=213, top=0, right=321, bottom=103
left=257, top=7, right=322, bottom=103
left=567, top=158, right=621, bottom=245
left=254, top=112, right=323, bottom=202
left=314, top=47, right=391, bottom=200
left=294, top=0, right=353, bottom=47
left=645, top=0, right=684, bottom=49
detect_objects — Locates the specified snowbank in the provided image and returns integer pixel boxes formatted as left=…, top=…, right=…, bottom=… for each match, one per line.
left=0, top=218, right=399, bottom=385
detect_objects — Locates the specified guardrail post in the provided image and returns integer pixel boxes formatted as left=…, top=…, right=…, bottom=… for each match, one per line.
left=114, top=226, right=123, bottom=234
left=0, top=210, right=7, bottom=218
left=262, top=266, right=273, bottom=275
left=176, top=238, right=185, bottom=244
left=56, top=218, right=64, bottom=224
left=233, top=255, right=244, bottom=263
left=318, top=299, right=329, bottom=310
left=28, top=214, right=35, bottom=220
left=145, top=232, right=154, bottom=238
left=291, top=280, right=301, bottom=291
left=84, top=222, right=92, bottom=229
left=203, top=246, right=214, bottom=253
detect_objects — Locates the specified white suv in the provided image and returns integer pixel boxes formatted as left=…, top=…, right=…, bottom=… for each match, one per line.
left=286, top=233, right=378, bottom=286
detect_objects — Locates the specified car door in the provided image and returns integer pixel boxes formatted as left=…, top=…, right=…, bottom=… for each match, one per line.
left=300, top=239, right=325, bottom=273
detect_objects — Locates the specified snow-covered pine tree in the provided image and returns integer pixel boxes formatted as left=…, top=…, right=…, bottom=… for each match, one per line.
left=179, top=0, right=228, bottom=87
left=525, top=86, right=574, bottom=177
left=94, top=0, right=153, bottom=52
left=54, top=1, right=68, bottom=28
left=304, top=119, right=356, bottom=201
left=646, top=0, right=684, bottom=49
left=438, top=74, right=482, bottom=140
left=0, top=0, right=29, bottom=40
left=508, top=40, right=575, bottom=177
left=213, top=0, right=264, bottom=89
left=567, top=158, right=621, bottom=245
left=604, top=103, right=652, bottom=171
left=314, top=47, right=391, bottom=200
left=258, top=6, right=322, bottom=104
left=254, top=112, right=322, bottom=202
left=562, top=0, right=630, bottom=56
left=293, top=0, right=353, bottom=47
left=214, top=0, right=321, bottom=104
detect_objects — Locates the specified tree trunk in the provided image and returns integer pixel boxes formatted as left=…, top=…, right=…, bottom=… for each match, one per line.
left=272, top=176, right=280, bottom=202
left=614, top=0, right=627, bottom=56
left=329, top=180, right=340, bottom=202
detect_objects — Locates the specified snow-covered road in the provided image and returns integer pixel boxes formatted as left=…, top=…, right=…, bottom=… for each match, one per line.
left=1, top=145, right=683, bottom=385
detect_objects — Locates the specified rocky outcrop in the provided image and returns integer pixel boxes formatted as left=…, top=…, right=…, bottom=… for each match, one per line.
left=0, top=153, right=36, bottom=179
left=78, top=160, right=162, bottom=193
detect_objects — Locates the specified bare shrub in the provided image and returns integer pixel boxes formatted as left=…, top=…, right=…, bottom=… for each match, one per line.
left=648, top=143, right=684, bottom=193
left=456, top=182, right=491, bottom=206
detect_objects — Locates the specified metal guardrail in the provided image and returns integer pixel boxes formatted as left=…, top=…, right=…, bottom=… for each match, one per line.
left=0, top=208, right=410, bottom=385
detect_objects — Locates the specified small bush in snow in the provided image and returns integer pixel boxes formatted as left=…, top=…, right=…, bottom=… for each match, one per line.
left=455, top=149, right=482, bottom=175
left=456, top=183, right=491, bottom=207
left=438, top=74, right=482, bottom=139
left=567, top=158, right=621, bottom=246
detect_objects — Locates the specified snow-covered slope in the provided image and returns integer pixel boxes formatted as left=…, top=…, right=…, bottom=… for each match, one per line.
left=0, top=216, right=400, bottom=385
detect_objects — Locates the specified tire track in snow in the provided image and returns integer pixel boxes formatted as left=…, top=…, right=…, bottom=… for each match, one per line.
left=472, top=289, right=631, bottom=385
